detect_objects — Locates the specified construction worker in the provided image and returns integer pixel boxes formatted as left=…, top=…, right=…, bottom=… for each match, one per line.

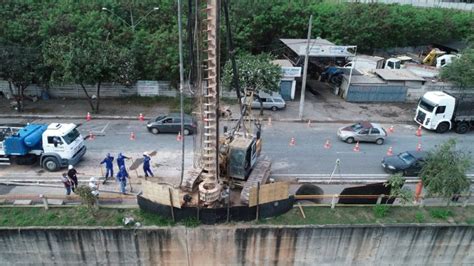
left=116, top=165, right=128, bottom=194
left=67, top=165, right=79, bottom=192
left=88, top=177, right=99, bottom=197
left=116, top=152, right=130, bottom=174
left=100, top=153, right=114, bottom=183
left=143, top=152, right=154, bottom=178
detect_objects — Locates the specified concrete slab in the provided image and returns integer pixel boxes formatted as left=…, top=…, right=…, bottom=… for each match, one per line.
left=47, top=199, right=64, bottom=205
left=13, top=200, right=32, bottom=205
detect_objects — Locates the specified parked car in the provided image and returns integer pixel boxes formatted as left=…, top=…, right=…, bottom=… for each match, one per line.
left=146, top=113, right=196, bottom=135
left=243, top=95, right=286, bottom=111
left=337, top=122, right=387, bottom=145
left=381, top=150, right=427, bottom=176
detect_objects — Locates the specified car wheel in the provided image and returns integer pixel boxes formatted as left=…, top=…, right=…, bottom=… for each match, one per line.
left=346, top=137, right=355, bottom=144
left=271, top=106, right=278, bottom=111
left=375, top=138, right=384, bottom=145
left=455, top=122, right=469, bottom=134
left=151, top=128, right=159, bottom=134
left=436, top=122, right=449, bottom=133
left=43, top=157, right=59, bottom=172
left=183, top=128, right=191, bottom=136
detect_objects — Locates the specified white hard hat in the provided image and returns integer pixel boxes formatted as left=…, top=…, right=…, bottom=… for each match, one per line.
left=68, top=165, right=73, bottom=170
left=143, top=152, right=149, bottom=156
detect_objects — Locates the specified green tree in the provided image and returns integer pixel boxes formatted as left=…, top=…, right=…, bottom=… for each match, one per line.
left=0, top=45, right=41, bottom=112
left=222, top=53, right=281, bottom=114
left=419, top=139, right=471, bottom=202
left=385, top=174, right=412, bottom=205
left=440, top=47, right=474, bottom=89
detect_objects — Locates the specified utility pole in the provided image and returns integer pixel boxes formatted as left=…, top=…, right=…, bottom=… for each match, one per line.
left=178, top=0, right=185, bottom=187
left=298, top=15, right=312, bottom=120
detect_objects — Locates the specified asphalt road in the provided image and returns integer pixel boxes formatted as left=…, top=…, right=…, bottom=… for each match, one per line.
left=1, top=118, right=473, bottom=177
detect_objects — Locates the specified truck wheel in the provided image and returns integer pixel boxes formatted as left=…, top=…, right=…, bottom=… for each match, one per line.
left=455, top=122, right=469, bottom=134
left=436, top=122, right=449, bottom=134
left=43, top=157, right=59, bottom=172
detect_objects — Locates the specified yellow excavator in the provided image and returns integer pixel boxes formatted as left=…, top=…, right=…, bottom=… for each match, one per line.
left=422, top=48, right=446, bottom=66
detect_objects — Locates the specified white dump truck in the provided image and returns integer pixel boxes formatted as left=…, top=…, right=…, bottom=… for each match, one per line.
left=415, top=91, right=474, bottom=134
left=0, top=123, right=87, bottom=171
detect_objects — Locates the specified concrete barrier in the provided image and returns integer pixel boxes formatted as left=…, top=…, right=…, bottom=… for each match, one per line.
left=0, top=225, right=472, bottom=265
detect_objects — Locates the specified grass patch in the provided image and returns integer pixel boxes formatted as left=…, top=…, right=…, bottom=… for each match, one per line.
left=415, top=212, right=425, bottom=223
left=430, top=208, right=453, bottom=220
left=118, top=96, right=194, bottom=114
left=373, top=205, right=390, bottom=218
left=0, top=206, right=472, bottom=227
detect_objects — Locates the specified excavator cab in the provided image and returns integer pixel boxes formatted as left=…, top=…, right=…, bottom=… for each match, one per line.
left=227, top=136, right=257, bottom=181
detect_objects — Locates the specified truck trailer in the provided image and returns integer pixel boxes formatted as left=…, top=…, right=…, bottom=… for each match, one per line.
left=414, top=91, right=474, bottom=134
left=0, top=123, right=87, bottom=171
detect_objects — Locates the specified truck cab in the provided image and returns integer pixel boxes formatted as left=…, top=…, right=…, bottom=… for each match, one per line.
left=414, top=91, right=455, bottom=133
left=40, top=123, right=86, bottom=171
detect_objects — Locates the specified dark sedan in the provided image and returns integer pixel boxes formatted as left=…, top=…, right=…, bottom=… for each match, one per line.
left=381, top=150, right=427, bottom=176
left=146, top=113, right=196, bottom=135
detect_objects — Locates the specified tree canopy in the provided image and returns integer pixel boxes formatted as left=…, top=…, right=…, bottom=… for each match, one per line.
left=222, top=53, right=281, bottom=94
left=420, top=139, right=471, bottom=200
left=440, top=47, right=474, bottom=89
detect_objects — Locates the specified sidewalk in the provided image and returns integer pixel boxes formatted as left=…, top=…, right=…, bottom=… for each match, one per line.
left=0, top=82, right=416, bottom=123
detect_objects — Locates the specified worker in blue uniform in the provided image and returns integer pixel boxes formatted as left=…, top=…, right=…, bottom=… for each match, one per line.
left=116, top=152, right=130, bottom=176
left=143, top=152, right=154, bottom=178
left=100, top=153, right=114, bottom=183
left=116, top=165, right=128, bottom=194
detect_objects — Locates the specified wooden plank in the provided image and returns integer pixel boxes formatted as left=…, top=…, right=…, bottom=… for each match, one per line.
left=142, top=181, right=181, bottom=208
left=248, top=182, right=289, bottom=207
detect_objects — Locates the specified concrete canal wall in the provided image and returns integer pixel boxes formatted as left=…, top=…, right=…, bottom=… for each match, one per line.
left=0, top=225, right=472, bottom=265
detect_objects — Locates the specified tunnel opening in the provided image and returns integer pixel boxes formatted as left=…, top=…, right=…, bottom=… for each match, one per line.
left=295, top=184, right=324, bottom=204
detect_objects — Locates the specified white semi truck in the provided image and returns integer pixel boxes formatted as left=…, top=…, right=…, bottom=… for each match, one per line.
left=414, top=91, right=474, bottom=134
left=0, top=123, right=87, bottom=171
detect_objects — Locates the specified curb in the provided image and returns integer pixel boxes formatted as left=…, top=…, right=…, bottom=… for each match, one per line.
left=0, top=114, right=413, bottom=125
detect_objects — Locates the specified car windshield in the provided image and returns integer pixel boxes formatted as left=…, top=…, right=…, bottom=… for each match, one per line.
left=62, top=128, right=80, bottom=144
left=419, top=97, right=436, bottom=112
left=155, top=116, right=166, bottom=121
left=398, top=152, right=416, bottom=165
left=350, top=123, right=363, bottom=131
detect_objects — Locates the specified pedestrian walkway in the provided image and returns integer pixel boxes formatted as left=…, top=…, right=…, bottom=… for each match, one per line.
left=0, top=80, right=416, bottom=123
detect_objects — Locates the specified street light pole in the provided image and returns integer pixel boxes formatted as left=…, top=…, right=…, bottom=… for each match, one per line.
left=298, top=15, right=313, bottom=120
left=177, top=0, right=186, bottom=187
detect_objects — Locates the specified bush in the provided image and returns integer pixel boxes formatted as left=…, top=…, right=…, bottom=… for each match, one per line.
left=75, top=186, right=98, bottom=211
left=373, top=205, right=390, bottom=218
left=415, top=212, right=425, bottom=223
left=430, top=209, right=453, bottom=219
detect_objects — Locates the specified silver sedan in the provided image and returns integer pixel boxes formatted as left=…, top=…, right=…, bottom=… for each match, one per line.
left=337, top=122, right=387, bottom=145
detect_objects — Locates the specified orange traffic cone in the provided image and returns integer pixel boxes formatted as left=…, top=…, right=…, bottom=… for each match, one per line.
left=267, top=117, right=272, bottom=126
left=353, top=141, right=360, bottom=152
left=86, top=112, right=91, bottom=121
left=88, top=131, right=95, bottom=141
left=416, top=126, right=422, bottom=137
left=386, top=146, right=393, bottom=156
left=415, top=180, right=423, bottom=203
left=307, top=119, right=311, bottom=128
left=176, top=131, right=182, bottom=142
left=416, top=142, right=422, bottom=151
left=324, top=139, right=331, bottom=149
left=389, top=125, right=394, bottom=133
left=289, top=137, right=296, bottom=146
left=130, top=132, right=136, bottom=141
left=138, top=113, right=144, bottom=121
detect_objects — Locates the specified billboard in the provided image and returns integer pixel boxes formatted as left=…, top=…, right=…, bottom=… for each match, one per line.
left=299, top=45, right=356, bottom=57
left=281, top=67, right=302, bottom=77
